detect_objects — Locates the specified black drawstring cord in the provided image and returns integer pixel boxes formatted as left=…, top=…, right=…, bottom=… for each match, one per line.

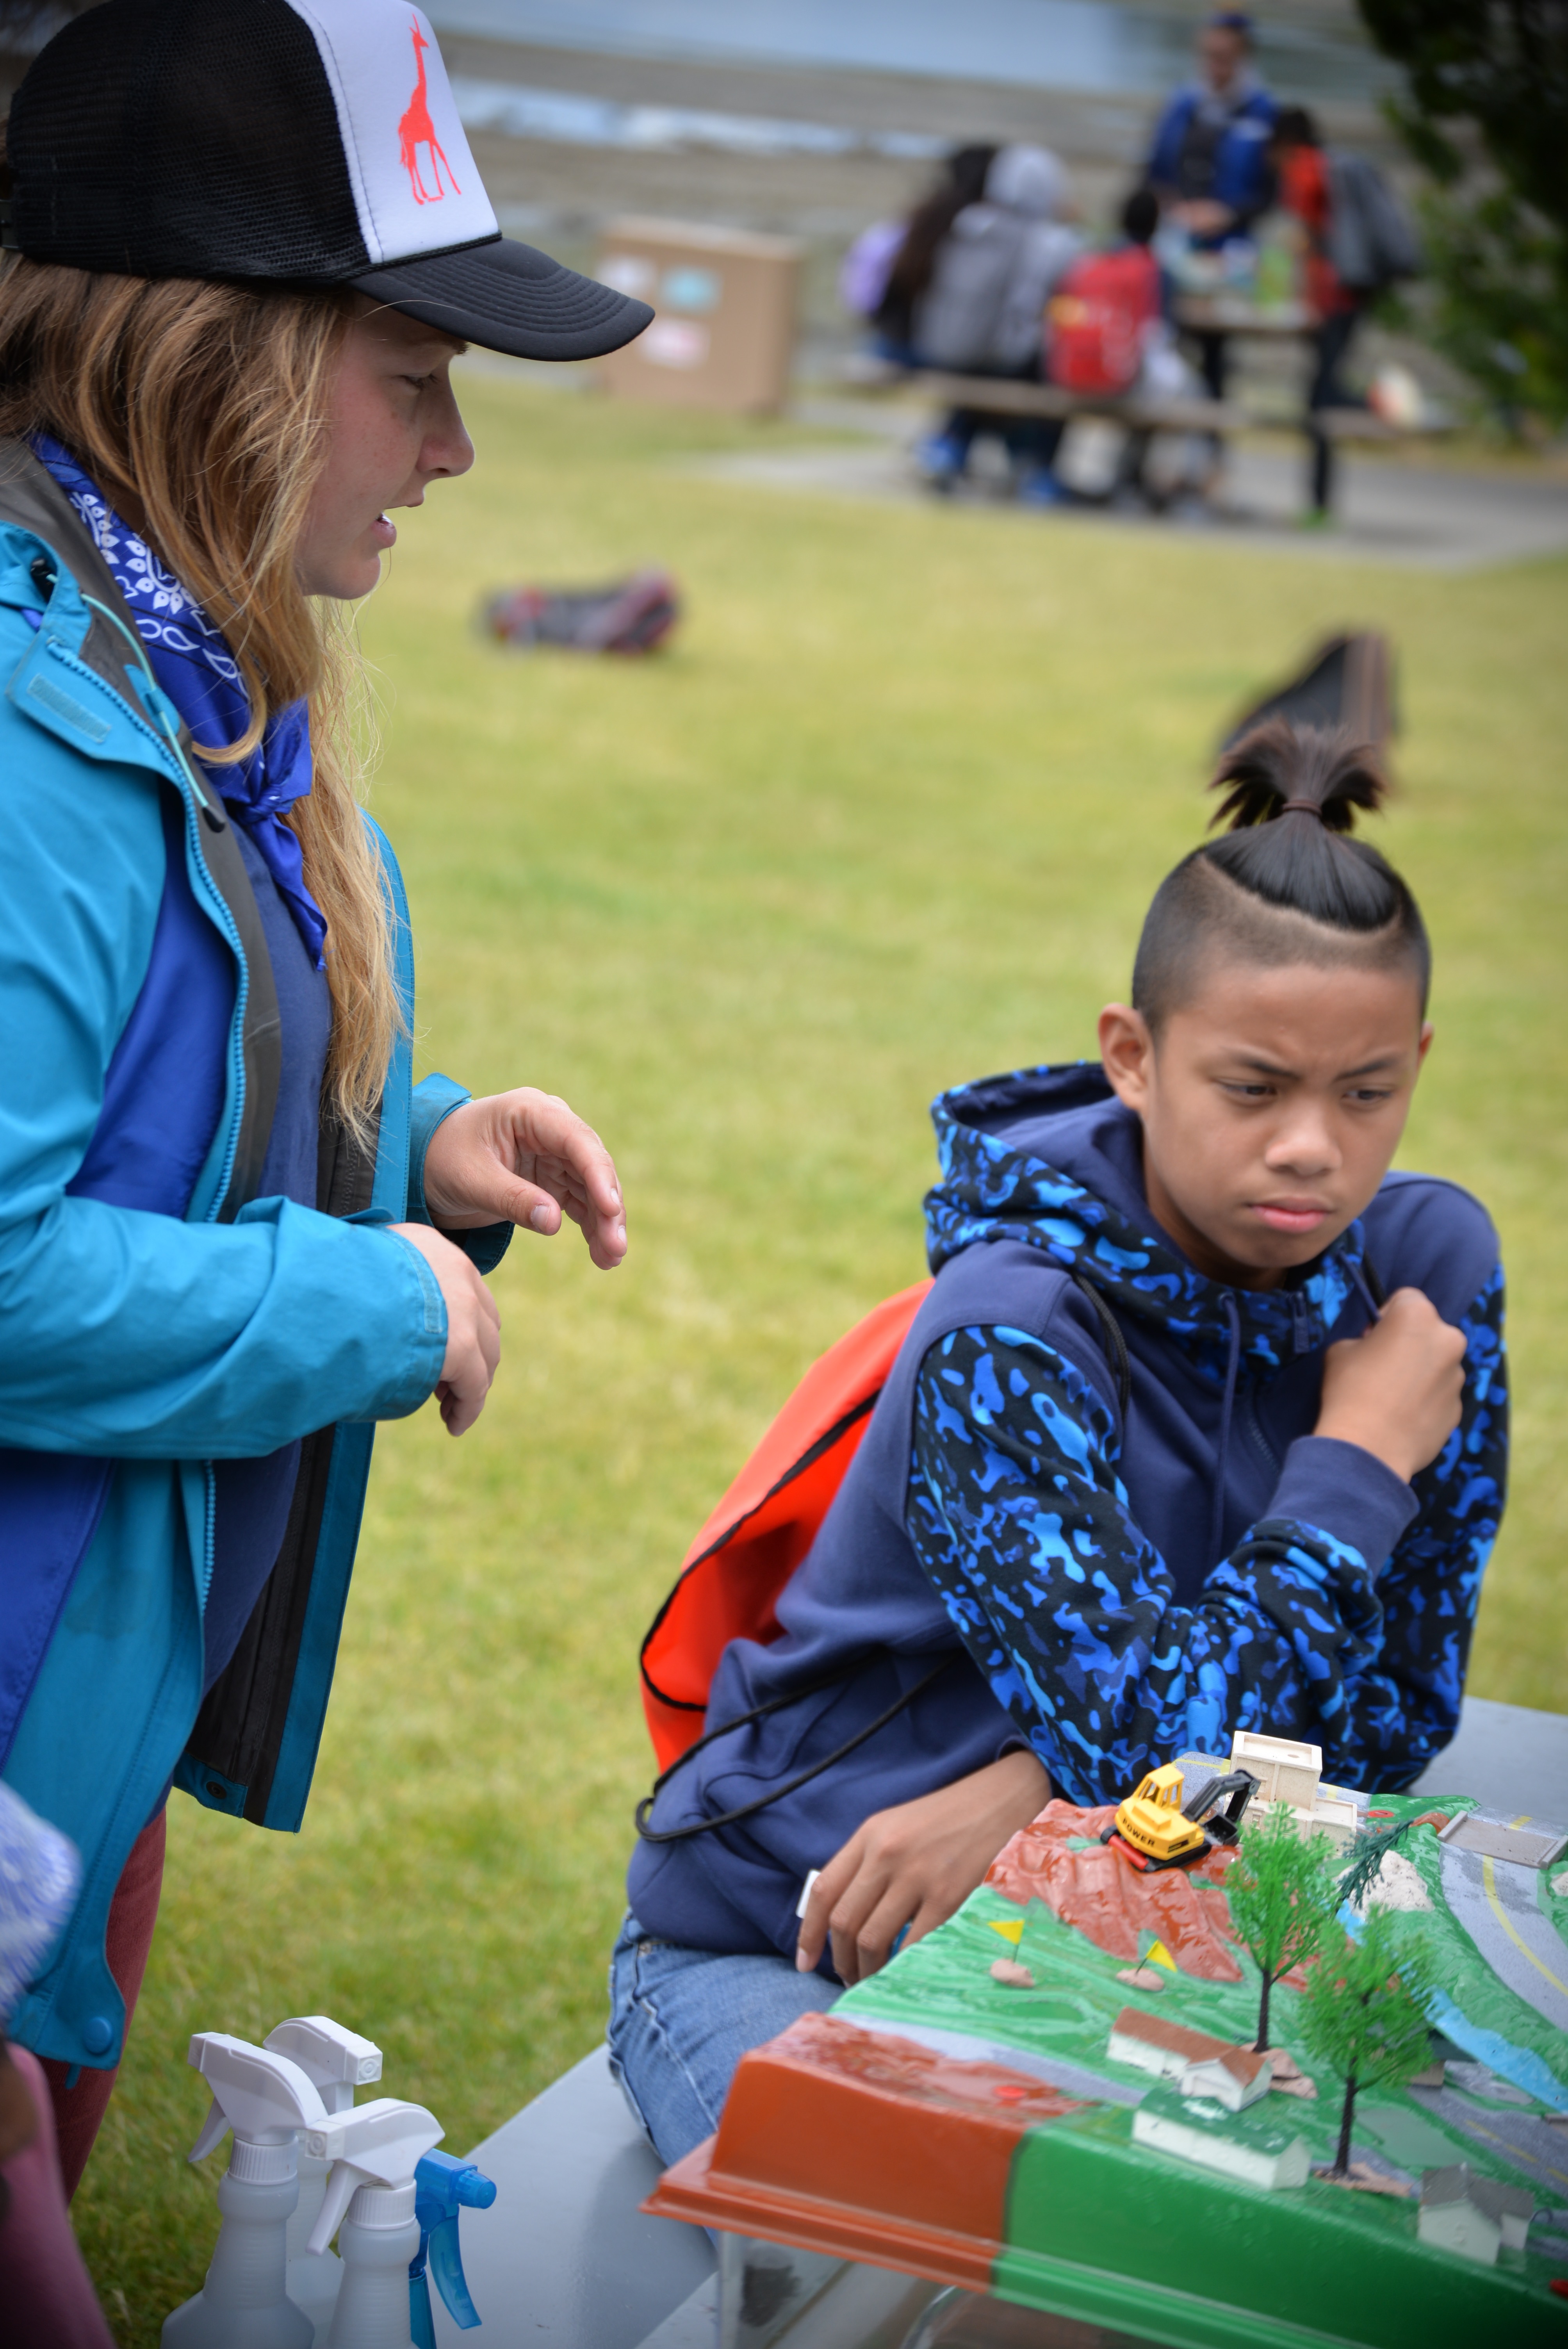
left=1210, top=1291, right=1242, bottom=1564
left=1351, top=1251, right=1385, bottom=1323
left=634, top=1654, right=955, bottom=1844
left=635, top=1268, right=1132, bottom=1847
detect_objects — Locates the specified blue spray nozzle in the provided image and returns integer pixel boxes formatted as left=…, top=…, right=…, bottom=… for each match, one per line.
left=410, top=2148, right=497, bottom=2343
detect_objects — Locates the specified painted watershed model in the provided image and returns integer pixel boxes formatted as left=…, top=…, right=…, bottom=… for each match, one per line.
left=648, top=1745, right=1568, bottom=2349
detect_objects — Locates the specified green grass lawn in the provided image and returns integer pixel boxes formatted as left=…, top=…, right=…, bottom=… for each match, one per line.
left=73, top=376, right=1567, bottom=2338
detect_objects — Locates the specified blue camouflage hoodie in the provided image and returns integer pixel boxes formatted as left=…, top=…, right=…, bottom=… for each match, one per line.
left=627, top=1062, right=1506, bottom=1966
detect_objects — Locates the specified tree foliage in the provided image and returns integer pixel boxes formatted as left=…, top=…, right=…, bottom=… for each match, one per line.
left=1335, top=1814, right=1420, bottom=1911
left=1357, top=0, right=1568, bottom=426
left=1225, top=1805, right=1339, bottom=2053
left=1298, top=1909, right=1434, bottom=2176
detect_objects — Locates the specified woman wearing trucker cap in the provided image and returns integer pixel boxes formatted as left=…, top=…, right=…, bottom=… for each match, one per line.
left=0, top=0, right=650, bottom=2189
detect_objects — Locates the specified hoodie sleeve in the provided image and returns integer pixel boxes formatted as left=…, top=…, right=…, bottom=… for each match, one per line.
left=906, top=1268, right=1507, bottom=1803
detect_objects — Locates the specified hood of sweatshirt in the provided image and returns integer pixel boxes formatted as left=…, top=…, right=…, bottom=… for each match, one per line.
left=983, top=142, right=1066, bottom=220
left=925, top=1061, right=1368, bottom=1389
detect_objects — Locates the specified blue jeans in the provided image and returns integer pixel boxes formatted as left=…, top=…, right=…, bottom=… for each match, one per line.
left=605, top=1912, right=840, bottom=2167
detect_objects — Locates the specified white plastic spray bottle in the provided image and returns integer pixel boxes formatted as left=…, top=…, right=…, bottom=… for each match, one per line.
left=263, top=2017, right=383, bottom=2345
left=161, top=2033, right=331, bottom=2349
left=303, top=2100, right=444, bottom=2349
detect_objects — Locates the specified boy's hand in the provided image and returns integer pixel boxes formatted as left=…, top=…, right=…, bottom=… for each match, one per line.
left=1315, top=1286, right=1466, bottom=1485
left=795, top=1748, right=1050, bottom=1986
left=421, top=1088, right=627, bottom=1269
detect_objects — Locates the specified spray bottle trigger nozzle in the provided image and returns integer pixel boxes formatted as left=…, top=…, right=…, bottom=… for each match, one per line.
left=301, top=2098, right=443, bottom=2256
left=306, top=2158, right=364, bottom=2260
left=263, top=2014, right=382, bottom=2114
left=412, top=2149, right=495, bottom=2334
left=185, top=2032, right=328, bottom=2158
left=187, top=2091, right=230, bottom=2166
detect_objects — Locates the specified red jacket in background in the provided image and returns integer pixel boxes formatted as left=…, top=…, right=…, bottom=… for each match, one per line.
left=1279, top=146, right=1358, bottom=320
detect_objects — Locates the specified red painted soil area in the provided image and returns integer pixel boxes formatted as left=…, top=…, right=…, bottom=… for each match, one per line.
left=645, top=2010, right=1084, bottom=2285
left=985, top=1798, right=1248, bottom=1981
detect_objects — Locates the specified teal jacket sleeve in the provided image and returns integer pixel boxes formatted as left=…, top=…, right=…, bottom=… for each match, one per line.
left=0, top=645, right=447, bottom=1458
left=407, top=1071, right=514, bottom=1277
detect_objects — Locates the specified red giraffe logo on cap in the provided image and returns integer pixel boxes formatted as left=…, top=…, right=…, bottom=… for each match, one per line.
left=399, top=18, right=459, bottom=204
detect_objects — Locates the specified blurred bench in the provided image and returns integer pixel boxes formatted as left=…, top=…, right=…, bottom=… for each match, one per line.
left=858, top=364, right=1248, bottom=442
left=434, top=1695, right=1568, bottom=2349
left=843, top=362, right=1428, bottom=451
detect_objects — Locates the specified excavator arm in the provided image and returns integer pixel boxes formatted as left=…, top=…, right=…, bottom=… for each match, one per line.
left=1181, top=1769, right=1260, bottom=1845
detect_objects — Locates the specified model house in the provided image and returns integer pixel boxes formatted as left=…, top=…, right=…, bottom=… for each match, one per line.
left=1105, top=2009, right=1270, bottom=2110
left=1418, top=2165, right=1537, bottom=2264
left=1227, top=1731, right=1362, bottom=1846
left=1178, top=2045, right=1272, bottom=2113
left=1230, top=1731, right=1321, bottom=1809
left=1107, top=2007, right=1231, bottom=2080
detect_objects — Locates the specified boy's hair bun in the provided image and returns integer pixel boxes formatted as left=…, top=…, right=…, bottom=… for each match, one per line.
left=1198, top=720, right=1407, bottom=932
left=1130, top=718, right=1429, bottom=1027
left=1210, top=719, right=1387, bottom=839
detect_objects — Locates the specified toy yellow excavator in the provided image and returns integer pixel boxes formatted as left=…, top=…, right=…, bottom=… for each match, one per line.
left=1101, top=1764, right=1260, bottom=1871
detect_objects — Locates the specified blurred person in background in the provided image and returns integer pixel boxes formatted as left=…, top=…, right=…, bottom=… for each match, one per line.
left=839, top=144, right=996, bottom=364
left=1271, top=107, right=1365, bottom=526
left=1147, top=9, right=1277, bottom=435
left=1046, top=185, right=1208, bottom=512
left=1270, top=106, right=1371, bottom=528
left=907, top=144, right=1083, bottom=502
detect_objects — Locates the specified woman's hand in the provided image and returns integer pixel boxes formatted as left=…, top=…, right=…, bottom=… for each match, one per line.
left=421, top=1089, right=627, bottom=1270
left=388, top=1223, right=501, bottom=1436
left=1173, top=198, right=1235, bottom=239
left=795, top=1748, right=1050, bottom=1987
left=1315, top=1286, right=1466, bottom=1485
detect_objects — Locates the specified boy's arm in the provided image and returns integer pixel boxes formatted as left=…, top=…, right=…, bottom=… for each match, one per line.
left=907, top=1285, right=1504, bottom=1803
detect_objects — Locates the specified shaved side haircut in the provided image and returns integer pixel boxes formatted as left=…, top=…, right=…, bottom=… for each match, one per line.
left=1132, top=722, right=1430, bottom=1034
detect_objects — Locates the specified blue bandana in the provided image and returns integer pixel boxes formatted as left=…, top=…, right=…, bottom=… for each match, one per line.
left=31, top=435, right=329, bottom=971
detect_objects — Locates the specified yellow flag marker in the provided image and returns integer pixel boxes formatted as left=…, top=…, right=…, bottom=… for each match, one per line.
left=1146, top=1938, right=1176, bottom=1971
left=987, top=1918, right=1026, bottom=1947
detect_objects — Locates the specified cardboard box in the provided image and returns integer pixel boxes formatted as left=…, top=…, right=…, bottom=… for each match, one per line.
left=595, top=218, right=801, bottom=414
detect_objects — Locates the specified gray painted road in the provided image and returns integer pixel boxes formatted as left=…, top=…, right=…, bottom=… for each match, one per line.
left=1414, top=2082, right=1568, bottom=2203
left=1440, top=1837, right=1568, bottom=2041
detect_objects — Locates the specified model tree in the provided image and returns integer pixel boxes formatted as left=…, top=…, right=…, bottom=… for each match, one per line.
left=1226, top=1802, right=1338, bottom=2053
left=1336, top=1815, right=1422, bottom=1913
left=1299, top=1908, right=1434, bottom=2178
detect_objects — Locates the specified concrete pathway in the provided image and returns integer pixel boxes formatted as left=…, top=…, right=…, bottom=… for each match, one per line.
left=688, top=413, right=1568, bottom=574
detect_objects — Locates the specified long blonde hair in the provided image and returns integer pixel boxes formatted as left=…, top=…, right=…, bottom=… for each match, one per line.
left=0, top=253, right=401, bottom=1139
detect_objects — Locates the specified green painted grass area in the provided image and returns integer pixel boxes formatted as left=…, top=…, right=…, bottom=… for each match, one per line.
left=839, top=1840, right=1557, bottom=2182
left=73, top=376, right=1568, bottom=2338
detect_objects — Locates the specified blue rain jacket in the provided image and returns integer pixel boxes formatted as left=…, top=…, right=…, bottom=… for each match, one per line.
left=0, top=447, right=504, bottom=2071
left=1146, top=83, right=1278, bottom=234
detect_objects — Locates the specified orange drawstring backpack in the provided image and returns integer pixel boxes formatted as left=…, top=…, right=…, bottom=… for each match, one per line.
left=637, top=1281, right=934, bottom=1773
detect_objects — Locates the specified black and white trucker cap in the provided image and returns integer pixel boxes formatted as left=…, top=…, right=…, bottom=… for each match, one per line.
left=6, top=0, right=652, bottom=361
